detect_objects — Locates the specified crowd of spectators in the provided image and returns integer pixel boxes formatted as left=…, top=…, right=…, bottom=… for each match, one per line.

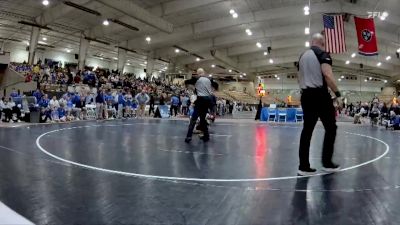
left=344, top=96, right=400, bottom=129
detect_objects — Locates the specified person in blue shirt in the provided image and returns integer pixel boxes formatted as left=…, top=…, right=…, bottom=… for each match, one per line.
left=117, top=91, right=126, bottom=118
left=33, top=88, right=43, bottom=103
left=57, top=104, right=67, bottom=122
left=39, top=94, right=51, bottom=123
left=170, top=94, right=180, bottom=117
left=10, top=88, right=18, bottom=98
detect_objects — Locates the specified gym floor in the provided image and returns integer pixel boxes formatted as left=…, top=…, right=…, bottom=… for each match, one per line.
left=0, top=119, right=398, bottom=225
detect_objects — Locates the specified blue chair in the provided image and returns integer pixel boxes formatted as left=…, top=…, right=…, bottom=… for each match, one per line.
left=295, top=108, right=304, bottom=122
left=277, top=108, right=287, bottom=122
left=268, top=108, right=277, bottom=122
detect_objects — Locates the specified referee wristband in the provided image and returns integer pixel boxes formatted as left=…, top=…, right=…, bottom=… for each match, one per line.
left=334, top=91, right=341, bottom=98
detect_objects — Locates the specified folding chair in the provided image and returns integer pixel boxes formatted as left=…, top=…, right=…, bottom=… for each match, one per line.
left=295, top=108, right=304, bottom=122
left=277, top=108, right=287, bottom=122
left=268, top=108, right=277, bottom=122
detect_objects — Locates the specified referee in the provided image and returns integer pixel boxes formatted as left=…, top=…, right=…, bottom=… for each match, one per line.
left=297, top=33, right=341, bottom=176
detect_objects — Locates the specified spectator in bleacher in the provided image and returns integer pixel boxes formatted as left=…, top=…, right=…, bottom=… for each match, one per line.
left=33, top=88, right=43, bottom=102
left=135, top=90, right=150, bottom=118
left=10, top=88, right=18, bottom=98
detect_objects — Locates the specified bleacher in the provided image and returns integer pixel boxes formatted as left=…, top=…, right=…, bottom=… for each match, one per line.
left=224, top=90, right=258, bottom=104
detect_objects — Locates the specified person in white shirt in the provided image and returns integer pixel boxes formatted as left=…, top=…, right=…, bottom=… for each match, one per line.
left=49, top=96, right=60, bottom=121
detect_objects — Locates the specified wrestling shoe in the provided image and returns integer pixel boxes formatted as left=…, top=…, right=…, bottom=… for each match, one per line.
left=297, top=167, right=317, bottom=176
left=322, top=163, right=341, bottom=173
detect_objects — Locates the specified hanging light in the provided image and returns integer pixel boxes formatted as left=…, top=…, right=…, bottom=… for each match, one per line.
left=256, top=42, right=262, bottom=48
left=377, top=62, right=382, bottom=66
left=386, top=56, right=391, bottom=61
left=175, top=48, right=180, bottom=53
left=345, top=60, right=350, bottom=64
left=305, top=27, right=310, bottom=35
left=305, top=41, right=310, bottom=47
left=145, top=36, right=151, bottom=43
left=269, top=59, right=274, bottom=64
left=232, top=13, right=238, bottom=18
left=196, top=57, right=200, bottom=62
left=263, top=51, right=268, bottom=56
left=42, top=0, right=49, bottom=6
left=384, top=80, right=388, bottom=83
left=243, top=73, right=247, bottom=76
left=42, top=37, right=47, bottom=41
left=351, top=53, right=356, bottom=58
left=304, top=6, right=310, bottom=15
left=229, top=9, right=235, bottom=14
left=228, top=69, right=232, bottom=72
left=211, top=64, right=215, bottom=68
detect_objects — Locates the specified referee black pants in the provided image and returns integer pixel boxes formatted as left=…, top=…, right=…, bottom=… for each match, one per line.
left=299, top=88, right=337, bottom=170
left=186, top=96, right=211, bottom=138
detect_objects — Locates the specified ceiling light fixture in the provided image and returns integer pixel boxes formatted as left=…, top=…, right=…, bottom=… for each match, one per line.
left=42, top=37, right=47, bottom=41
left=380, top=11, right=388, bottom=20
left=305, top=27, right=310, bottom=35
left=305, top=41, right=310, bottom=47
left=269, top=59, right=274, bottom=64
left=232, top=13, right=238, bottom=18
left=256, top=42, right=262, bottom=48
left=245, top=29, right=252, bottom=36
left=277, top=77, right=280, bottom=80
left=175, top=48, right=180, bottom=53
left=103, top=20, right=109, bottom=26
left=384, top=80, right=387, bottom=83
left=338, top=78, right=342, bottom=81
left=345, top=60, right=350, bottom=64
left=351, top=53, right=356, bottom=58
left=386, top=56, right=391, bottom=61
left=113, top=57, right=118, bottom=60
left=240, top=75, right=243, bottom=78
left=211, top=64, right=215, bottom=68
left=243, top=73, right=247, bottom=76
left=209, top=74, right=213, bottom=77
left=397, top=48, right=400, bottom=53
left=196, top=57, right=200, bottom=62
left=145, top=36, right=151, bottom=43
left=377, top=62, right=382, bottom=66
left=229, top=9, right=235, bottom=14
left=304, top=5, right=310, bottom=15
left=42, top=0, right=49, bottom=6
left=341, top=75, right=345, bottom=79
left=228, top=69, right=232, bottom=72
left=264, top=51, right=268, bottom=56
left=364, top=79, right=368, bottom=82
left=66, top=49, right=71, bottom=53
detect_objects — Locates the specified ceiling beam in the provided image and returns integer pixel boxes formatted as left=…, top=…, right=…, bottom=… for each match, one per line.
left=97, top=0, right=173, bottom=33
left=35, top=0, right=93, bottom=26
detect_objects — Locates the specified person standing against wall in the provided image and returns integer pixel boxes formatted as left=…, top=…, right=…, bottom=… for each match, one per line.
left=297, top=33, right=341, bottom=176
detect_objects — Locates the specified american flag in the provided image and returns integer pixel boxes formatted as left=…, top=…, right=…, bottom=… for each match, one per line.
left=323, top=14, right=346, bottom=54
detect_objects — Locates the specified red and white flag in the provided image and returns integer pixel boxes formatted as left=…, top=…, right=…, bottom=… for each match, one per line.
left=323, top=14, right=347, bottom=54
left=354, top=16, right=378, bottom=56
